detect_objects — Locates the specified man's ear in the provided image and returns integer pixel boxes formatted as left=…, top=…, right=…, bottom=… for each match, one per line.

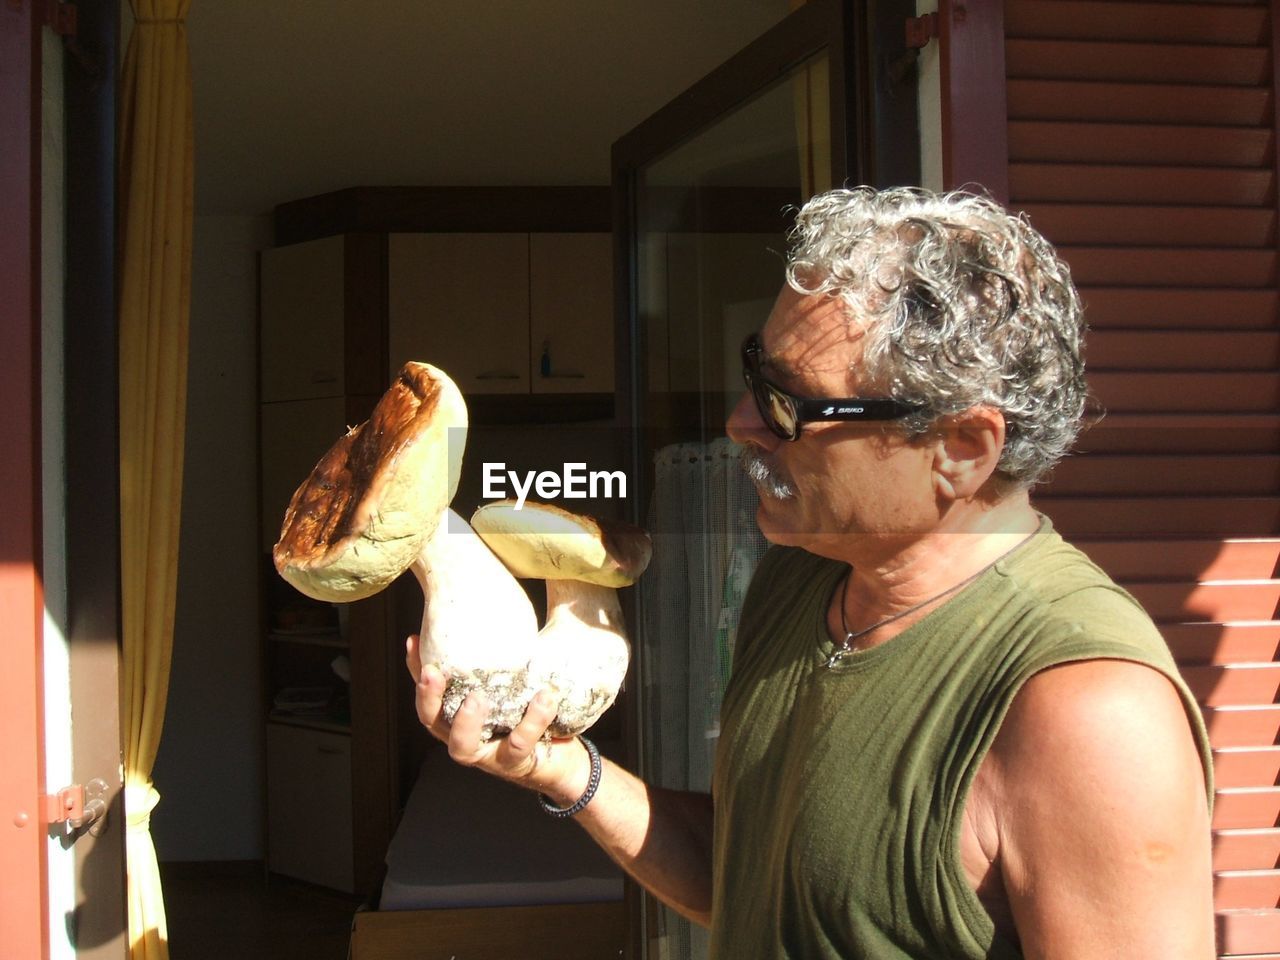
left=931, top=407, right=1006, bottom=502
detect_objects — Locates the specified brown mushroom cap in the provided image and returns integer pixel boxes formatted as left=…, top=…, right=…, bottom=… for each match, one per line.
left=470, top=499, right=651, bottom=587
left=273, top=362, right=468, bottom=602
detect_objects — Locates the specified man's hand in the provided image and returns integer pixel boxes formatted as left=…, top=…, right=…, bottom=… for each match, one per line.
left=405, top=633, right=592, bottom=805
left=407, top=632, right=715, bottom=925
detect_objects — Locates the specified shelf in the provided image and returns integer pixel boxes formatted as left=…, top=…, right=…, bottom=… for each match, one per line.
left=468, top=392, right=614, bottom=424
left=268, top=630, right=347, bottom=649
left=267, top=713, right=352, bottom=735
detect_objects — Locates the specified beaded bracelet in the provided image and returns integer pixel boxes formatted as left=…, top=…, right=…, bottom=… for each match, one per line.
left=538, top=736, right=601, bottom=819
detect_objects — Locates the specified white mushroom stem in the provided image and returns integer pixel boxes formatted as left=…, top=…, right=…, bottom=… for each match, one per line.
left=529, top=581, right=630, bottom=738
left=411, top=509, right=539, bottom=738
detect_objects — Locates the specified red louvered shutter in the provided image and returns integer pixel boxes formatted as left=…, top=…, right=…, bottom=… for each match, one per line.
left=945, top=0, right=1280, bottom=953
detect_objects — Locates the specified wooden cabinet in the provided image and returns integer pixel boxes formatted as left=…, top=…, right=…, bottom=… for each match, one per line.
left=259, top=397, right=346, bottom=550
left=260, top=236, right=346, bottom=403
left=530, top=233, right=613, bottom=394
left=388, top=232, right=613, bottom=395
left=259, top=233, right=395, bottom=898
left=265, top=722, right=354, bottom=893
left=257, top=189, right=614, bottom=897
left=388, top=233, right=531, bottom=393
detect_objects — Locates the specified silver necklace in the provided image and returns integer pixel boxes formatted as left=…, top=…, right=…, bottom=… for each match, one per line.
left=827, top=537, right=1031, bottom=668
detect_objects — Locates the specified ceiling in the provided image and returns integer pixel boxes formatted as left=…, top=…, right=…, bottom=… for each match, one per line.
left=185, top=1, right=787, bottom=216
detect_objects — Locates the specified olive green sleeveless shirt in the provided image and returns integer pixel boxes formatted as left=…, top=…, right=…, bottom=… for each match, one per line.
left=710, top=521, right=1212, bottom=959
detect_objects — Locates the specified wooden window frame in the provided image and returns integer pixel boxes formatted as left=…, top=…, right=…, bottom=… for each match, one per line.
left=0, top=2, right=49, bottom=955
left=938, top=0, right=1009, bottom=200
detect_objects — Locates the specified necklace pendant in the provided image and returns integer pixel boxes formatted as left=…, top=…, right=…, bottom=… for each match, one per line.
left=825, top=647, right=846, bottom=669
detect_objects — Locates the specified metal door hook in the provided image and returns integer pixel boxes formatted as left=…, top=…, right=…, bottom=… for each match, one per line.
left=45, top=778, right=110, bottom=837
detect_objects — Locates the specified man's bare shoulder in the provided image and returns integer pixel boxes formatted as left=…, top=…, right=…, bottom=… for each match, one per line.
left=996, top=657, right=1198, bottom=764
left=989, top=657, right=1207, bottom=832
left=983, top=657, right=1215, bottom=957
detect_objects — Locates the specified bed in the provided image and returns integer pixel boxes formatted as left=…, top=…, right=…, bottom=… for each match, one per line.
left=349, top=741, right=629, bottom=959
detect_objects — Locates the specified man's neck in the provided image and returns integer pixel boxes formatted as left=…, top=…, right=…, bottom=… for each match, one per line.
left=832, top=492, right=1042, bottom=641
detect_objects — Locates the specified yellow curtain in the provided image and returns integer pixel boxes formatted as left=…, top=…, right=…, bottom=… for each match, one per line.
left=118, top=1, right=193, bottom=957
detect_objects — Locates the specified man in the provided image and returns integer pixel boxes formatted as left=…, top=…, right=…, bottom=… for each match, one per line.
left=409, top=187, right=1215, bottom=958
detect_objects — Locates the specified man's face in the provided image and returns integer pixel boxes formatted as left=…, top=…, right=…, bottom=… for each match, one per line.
left=726, top=286, right=940, bottom=559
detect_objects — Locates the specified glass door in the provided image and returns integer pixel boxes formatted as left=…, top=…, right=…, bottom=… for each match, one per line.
left=630, top=45, right=836, bottom=803
left=611, top=1, right=918, bottom=956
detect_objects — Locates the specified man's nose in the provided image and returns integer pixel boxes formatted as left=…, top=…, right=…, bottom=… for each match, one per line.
left=726, top=390, right=779, bottom=449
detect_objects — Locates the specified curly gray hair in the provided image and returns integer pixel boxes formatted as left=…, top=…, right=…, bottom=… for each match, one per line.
left=786, top=186, right=1088, bottom=488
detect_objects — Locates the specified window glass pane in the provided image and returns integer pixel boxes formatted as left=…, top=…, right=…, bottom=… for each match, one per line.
left=629, top=50, right=832, bottom=960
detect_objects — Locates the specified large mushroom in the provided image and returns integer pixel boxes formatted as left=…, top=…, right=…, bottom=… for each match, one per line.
left=274, top=361, right=539, bottom=735
left=470, top=499, right=651, bottom=737
left=273, top=361, right=469, bottom=602
left=272, top=360, right=649, bottom=741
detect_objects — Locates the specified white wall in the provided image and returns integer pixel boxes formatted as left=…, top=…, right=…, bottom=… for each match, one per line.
left=150, top=215, right=270, bottom=861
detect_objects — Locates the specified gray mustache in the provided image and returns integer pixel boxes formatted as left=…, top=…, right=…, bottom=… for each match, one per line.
left=740, top=447, right=796, bottom=500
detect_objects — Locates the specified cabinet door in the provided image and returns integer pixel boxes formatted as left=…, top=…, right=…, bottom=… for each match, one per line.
left=261, top=236, right=346, bottom=403
left=388, top=233, right=530, bottom=394
left=529, top=233, right=614, bottom=394
left=265, top=722, right=354, bottom=892
left=260, top=397, right=347, bottom=550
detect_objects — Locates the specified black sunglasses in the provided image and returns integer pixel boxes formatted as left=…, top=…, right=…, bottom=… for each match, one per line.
left=741, top=333, right=921, bottom=441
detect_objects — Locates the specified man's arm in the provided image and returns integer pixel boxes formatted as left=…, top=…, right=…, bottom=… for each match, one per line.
left=408, top=635, right=715, bottom=926
left=992, top=658, right=1215, bottom=958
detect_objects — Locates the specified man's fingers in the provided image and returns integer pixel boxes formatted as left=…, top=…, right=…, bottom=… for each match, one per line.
left=415, top=663, right=448, bottom=738
left=413, top=677, right=565, bottom=787
left=508, top=690, right=558, bottom=752
left=503, top=690, right=557, bottom=764
left=447, top=692, right=490, bottom=765
left=407, top=634, right=422, bottom=680
left=404, top=633, right=422, bottom=681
